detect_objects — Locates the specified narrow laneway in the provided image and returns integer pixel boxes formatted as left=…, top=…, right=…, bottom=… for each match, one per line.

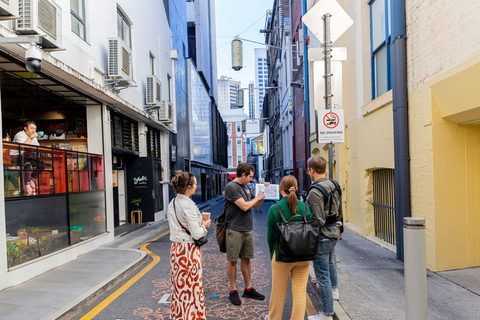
left=77, top=199, right=319, bottom=320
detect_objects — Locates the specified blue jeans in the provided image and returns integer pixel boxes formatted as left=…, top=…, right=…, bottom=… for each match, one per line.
left=313, top=235, right=338, bottom=315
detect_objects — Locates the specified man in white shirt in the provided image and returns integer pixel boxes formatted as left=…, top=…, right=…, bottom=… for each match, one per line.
left=12, top=121, right=43, bottom=194
left=13, top=121, right=40, bottom=146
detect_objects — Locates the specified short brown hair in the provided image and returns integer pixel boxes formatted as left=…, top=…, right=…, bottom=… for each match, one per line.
left=308, top=156, right=327, bottom=174
left=236, top=162, right=254, bottom=178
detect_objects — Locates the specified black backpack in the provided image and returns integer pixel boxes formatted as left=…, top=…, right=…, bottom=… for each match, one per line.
left=305, top=179, right=342, bottom=227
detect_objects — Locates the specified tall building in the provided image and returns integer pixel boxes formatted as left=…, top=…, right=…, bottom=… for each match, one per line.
left=248, top=81, right=255, bottom=119
left=254, top=48, right=268, bottom=118
left=0, top=0, right=175, bottom=290
left=217, top=75, right=241, bottom=109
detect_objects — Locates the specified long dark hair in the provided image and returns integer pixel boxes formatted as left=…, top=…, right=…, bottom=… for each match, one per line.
left=170, top=170, right=194, bottom=194
left=279, top=175, right=299, bottom=214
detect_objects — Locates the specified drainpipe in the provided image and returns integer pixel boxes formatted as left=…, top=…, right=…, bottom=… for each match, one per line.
left=302, top=0, right=311, bottom=187
left=391, top=0, right=410, bottom=261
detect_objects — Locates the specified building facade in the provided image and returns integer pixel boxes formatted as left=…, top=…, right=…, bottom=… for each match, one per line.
left=263, top=0, right=293, bottom=183
left=327, top=0, right=480, bottom=272
left=217, top=75, right=241, bottom=109
left=0, top=0, right=176, bottom=290
left=254, top=48, right=268, bottom=119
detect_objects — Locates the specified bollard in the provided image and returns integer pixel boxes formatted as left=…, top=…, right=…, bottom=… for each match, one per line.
left=403, top=217, right=427, bottom=320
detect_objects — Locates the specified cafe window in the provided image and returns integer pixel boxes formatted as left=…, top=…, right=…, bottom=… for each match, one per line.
left=111, top=114, right=139, bottom=152
left=147, top=126, right=161, bottom=158
left=3, top=142, right=104, bottom=198
left=3, top=142, right=106, bottom=267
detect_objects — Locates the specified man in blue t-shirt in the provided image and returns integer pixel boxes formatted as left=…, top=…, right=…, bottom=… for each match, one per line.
left=224, top=163, right=268, bottom=305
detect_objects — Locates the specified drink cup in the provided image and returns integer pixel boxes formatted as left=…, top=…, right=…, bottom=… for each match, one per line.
left=202, top=212, right=211, bottom=221
left=37, top=131, right=44, bottom=137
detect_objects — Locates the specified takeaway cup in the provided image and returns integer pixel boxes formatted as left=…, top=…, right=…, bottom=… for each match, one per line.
left=202, top=212, right=211, bottom=221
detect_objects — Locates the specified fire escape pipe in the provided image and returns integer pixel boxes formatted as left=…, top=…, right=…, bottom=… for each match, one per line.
left=391, top=0, right=411, bottom=261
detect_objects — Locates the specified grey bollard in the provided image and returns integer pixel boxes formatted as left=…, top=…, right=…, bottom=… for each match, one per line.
left=403, top=217, right=427, bottom=320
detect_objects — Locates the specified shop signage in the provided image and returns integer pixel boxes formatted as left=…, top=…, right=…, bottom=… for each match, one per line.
left=318, top=109, right=345, bottom=143
left=133, top=175, right=148, bottom=188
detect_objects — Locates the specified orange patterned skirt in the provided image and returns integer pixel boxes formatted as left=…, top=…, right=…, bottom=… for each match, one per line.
left=170, top=242, right=206, bottom=320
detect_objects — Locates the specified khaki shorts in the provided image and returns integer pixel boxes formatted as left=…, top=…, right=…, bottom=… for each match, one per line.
left=226, top=229, right=255, bottom=261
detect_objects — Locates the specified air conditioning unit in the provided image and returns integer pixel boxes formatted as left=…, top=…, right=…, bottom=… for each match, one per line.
left=0, top=0, right=19, bottom=19
left=15, top=0, right=62, bottom=49
left=108, top=37, right=132, bottom=82
left=146, top=75, right=161, bottom=105
left=158, top=100, right=173, bottom=122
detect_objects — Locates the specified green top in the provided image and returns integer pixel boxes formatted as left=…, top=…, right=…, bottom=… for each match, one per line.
left=267, top=196, right=312, bottom=261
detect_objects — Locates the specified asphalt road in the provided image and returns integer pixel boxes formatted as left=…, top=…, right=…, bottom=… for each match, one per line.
left=76, top=199, right=320, bottom=320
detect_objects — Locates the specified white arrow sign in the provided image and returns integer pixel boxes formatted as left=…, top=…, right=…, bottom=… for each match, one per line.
left=302, top=0, right=353, bottom=44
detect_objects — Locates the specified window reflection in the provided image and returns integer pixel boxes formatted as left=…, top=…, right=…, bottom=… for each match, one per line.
left=3, top=142, right=106, bottom=268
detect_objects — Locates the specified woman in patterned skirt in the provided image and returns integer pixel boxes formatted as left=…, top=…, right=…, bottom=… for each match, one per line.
left=167, top=170, right=211, bottom=320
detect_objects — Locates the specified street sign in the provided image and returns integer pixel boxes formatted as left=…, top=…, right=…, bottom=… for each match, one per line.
left=302, top=0, right=353, bottom=45
left=318, top=109, right=344, bottom=143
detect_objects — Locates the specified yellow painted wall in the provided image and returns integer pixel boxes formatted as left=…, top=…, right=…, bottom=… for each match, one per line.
left=408, top=86, right=436, bottom=270
left=337, top=0, right=480, bottom=272
left=339, top=98, right=395, bottom=238
left=408, top=57, right=480, bottom=271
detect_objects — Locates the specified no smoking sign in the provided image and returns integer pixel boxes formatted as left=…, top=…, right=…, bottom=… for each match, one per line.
left=318, top=109, right=344, bottom=143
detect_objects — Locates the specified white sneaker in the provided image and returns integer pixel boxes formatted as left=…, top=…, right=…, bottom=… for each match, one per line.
left=332, top=287, right=339, bottom=301
left=308, top=313, right=333, bottom=320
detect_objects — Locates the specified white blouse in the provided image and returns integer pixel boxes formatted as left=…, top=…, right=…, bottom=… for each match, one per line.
left=167, top=193, right=207, bottom=243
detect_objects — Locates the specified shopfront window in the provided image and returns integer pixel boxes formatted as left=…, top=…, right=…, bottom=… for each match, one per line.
left=3, top=142, right=106, bottom=268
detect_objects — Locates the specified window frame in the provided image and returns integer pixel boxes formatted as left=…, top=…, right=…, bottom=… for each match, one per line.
left=117, top=8, right=132, bottom=48
left=369, top=0, right=392, bottom=99
left=71, top=0, right=86, bottom=40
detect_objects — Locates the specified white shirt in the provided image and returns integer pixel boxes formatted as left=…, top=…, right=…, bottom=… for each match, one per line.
left=13, top=130, right=39, bottom=146
left=167, top=193, right=207, bottom=243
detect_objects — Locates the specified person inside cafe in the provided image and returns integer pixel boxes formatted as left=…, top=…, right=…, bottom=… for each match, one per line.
left=12, top=121, right=45, bottom=195
left=13, top=120, right=40, bottom=146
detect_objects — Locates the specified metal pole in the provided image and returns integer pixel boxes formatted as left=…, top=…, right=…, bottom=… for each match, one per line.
left=323, top=13, right=334, bottom=179
left=403, top=217, right=427, bottom=320
left=302, top=0, right=311, bottom=188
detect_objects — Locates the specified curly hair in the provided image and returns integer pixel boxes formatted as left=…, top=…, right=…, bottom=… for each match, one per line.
left=171, top=170, right=195, bottom=194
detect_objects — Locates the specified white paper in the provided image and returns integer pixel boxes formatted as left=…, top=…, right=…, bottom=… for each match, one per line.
left=255, top=184, right=280, bottom=200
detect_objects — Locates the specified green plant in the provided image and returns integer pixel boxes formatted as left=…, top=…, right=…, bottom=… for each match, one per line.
left=130, top=198, right=141, bottom=209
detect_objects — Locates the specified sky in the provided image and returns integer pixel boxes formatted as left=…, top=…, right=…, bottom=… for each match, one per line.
left=214, top=0, right=274, bottom=88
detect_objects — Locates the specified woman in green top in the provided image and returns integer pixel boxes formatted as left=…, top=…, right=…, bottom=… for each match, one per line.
left=265, top=175, right=313, bottom=320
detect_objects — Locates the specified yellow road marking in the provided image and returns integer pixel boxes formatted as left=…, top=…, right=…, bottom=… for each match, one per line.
left=80, top=231, right=170, bottom=320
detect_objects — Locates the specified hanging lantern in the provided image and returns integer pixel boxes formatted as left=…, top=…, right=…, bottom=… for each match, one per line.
left=232, top=38, right=243, bottom=71
left=237, top=89, right=244, bottom=108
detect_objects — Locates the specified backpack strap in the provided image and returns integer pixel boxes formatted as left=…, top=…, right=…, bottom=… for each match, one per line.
left=275, top=204, right=304, bottom=224
left=330, top=179, right=342, bottom=197
left=307, top=181, right=341, bottom=227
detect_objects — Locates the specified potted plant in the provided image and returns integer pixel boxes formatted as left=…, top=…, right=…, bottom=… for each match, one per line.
left=130, top=198, right=141, bottom=210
